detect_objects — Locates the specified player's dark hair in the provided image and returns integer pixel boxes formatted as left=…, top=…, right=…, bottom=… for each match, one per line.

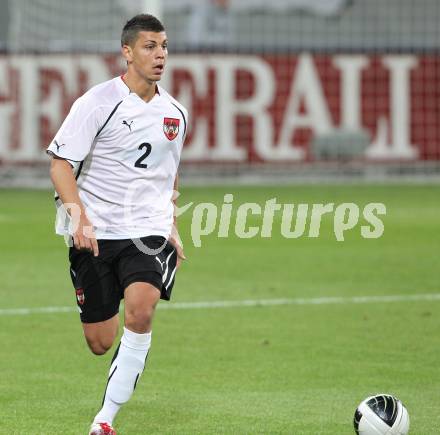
left=121, top=14, right=165, bottom=47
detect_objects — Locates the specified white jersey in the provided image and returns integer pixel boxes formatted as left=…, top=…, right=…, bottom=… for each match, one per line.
left=47, top=76, right=188, bottom=240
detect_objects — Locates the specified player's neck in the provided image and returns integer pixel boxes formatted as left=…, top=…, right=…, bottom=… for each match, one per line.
left=122, top=73, right=157, bottom=102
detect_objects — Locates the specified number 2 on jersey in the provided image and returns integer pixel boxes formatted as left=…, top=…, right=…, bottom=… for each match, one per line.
left=134, top=142, right=152, bottom=168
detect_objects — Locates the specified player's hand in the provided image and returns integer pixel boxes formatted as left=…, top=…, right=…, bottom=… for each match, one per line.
left=172, top=241, right=186, bottom=269
left=169, top=225, right=186, bottom=269
left=73, top=213, right=99, bottom=257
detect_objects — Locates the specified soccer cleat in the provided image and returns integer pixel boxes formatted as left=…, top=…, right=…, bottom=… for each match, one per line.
left=89, top=422, right=116, bottom=435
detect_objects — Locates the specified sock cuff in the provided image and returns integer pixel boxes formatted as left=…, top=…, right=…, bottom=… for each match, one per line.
left=121, top=327, right=152, bottom=350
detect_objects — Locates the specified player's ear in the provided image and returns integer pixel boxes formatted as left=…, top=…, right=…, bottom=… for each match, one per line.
left=121, top=44, right=133, bottom=63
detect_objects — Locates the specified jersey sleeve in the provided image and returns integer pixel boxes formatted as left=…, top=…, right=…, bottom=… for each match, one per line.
left=46, top=93, right=107, bottom=162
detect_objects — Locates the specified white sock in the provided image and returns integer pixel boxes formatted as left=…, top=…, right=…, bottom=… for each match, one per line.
left=93, top=327, right=152, bottom=425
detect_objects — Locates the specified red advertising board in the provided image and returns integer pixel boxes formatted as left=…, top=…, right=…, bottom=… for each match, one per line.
left=0, top=54, right=438, bottom=162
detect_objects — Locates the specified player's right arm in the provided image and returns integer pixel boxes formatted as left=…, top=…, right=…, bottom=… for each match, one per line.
left=46, top=92, right=108, bottom=256
left=49, top=156, right=99, bottom=256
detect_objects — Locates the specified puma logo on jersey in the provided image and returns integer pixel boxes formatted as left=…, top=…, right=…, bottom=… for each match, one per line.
left=54, top=140, right=66, bottom=152
left=122, top=120, right=134, bottom=132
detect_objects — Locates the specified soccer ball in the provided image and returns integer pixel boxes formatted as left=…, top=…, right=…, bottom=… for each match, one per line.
left=353, top=394, right=410, bottom=434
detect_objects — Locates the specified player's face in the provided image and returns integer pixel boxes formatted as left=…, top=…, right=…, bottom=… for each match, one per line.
left=124, top=31, right=168, bottom=83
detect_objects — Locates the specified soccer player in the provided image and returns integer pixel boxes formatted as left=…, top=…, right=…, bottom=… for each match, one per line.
left=47, top=14, right=187, bottom=435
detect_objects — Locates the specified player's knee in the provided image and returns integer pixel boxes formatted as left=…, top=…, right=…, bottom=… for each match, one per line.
left=125, top=305, right=155, bottom=332
left=82, top=316, right=119, bottom=355
left=89, top=344, right=108, bottom=355
left=124, top=283, right=160, bottom=332
left=87, top=339, right=112, bottom=355
left=85, top=334, right=115, bottom=355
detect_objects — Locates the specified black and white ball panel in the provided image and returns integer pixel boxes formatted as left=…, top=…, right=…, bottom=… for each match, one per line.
left=366, top=395, right=399, bottom=427
left=354, top=394, right=409, bottom=435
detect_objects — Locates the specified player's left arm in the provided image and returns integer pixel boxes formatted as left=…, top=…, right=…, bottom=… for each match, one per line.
left=169, top=173, right=186, bottom=268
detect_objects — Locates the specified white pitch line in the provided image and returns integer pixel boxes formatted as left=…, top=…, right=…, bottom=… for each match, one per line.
left=1, top=293, right=440, bottom=317
left=0, top=306, right=77, bottom=316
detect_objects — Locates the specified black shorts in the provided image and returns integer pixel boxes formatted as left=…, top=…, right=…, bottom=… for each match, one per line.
left=68, top=236, right=177, bottom=323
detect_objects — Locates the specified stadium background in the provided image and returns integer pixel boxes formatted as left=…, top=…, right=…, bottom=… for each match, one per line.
left=0, top=1, right=439, bottom=434
left=0, top=0, right=440, bottom=183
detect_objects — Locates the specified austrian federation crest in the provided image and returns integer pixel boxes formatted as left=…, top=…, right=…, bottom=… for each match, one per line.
left=76, top=288, right=85, bottom=305
left=163, top=117, right=180, bottom=141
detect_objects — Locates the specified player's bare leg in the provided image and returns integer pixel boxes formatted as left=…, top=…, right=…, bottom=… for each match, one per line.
left=83, top=315, right=120, bottom=355
left=124, top=282, right=161, bottom=333
left=91, top=282, right=160, bottom=433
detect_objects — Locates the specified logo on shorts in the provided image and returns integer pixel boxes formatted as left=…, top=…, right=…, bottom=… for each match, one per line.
left=76, top=288, right=85, bottom=305
left=163, top=118, right=180, bottom=141
left=155, top=256, right=166, bottom=271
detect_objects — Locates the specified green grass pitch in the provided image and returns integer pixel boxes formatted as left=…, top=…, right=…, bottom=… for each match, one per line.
left=0, top=184, right=439, bottom=434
